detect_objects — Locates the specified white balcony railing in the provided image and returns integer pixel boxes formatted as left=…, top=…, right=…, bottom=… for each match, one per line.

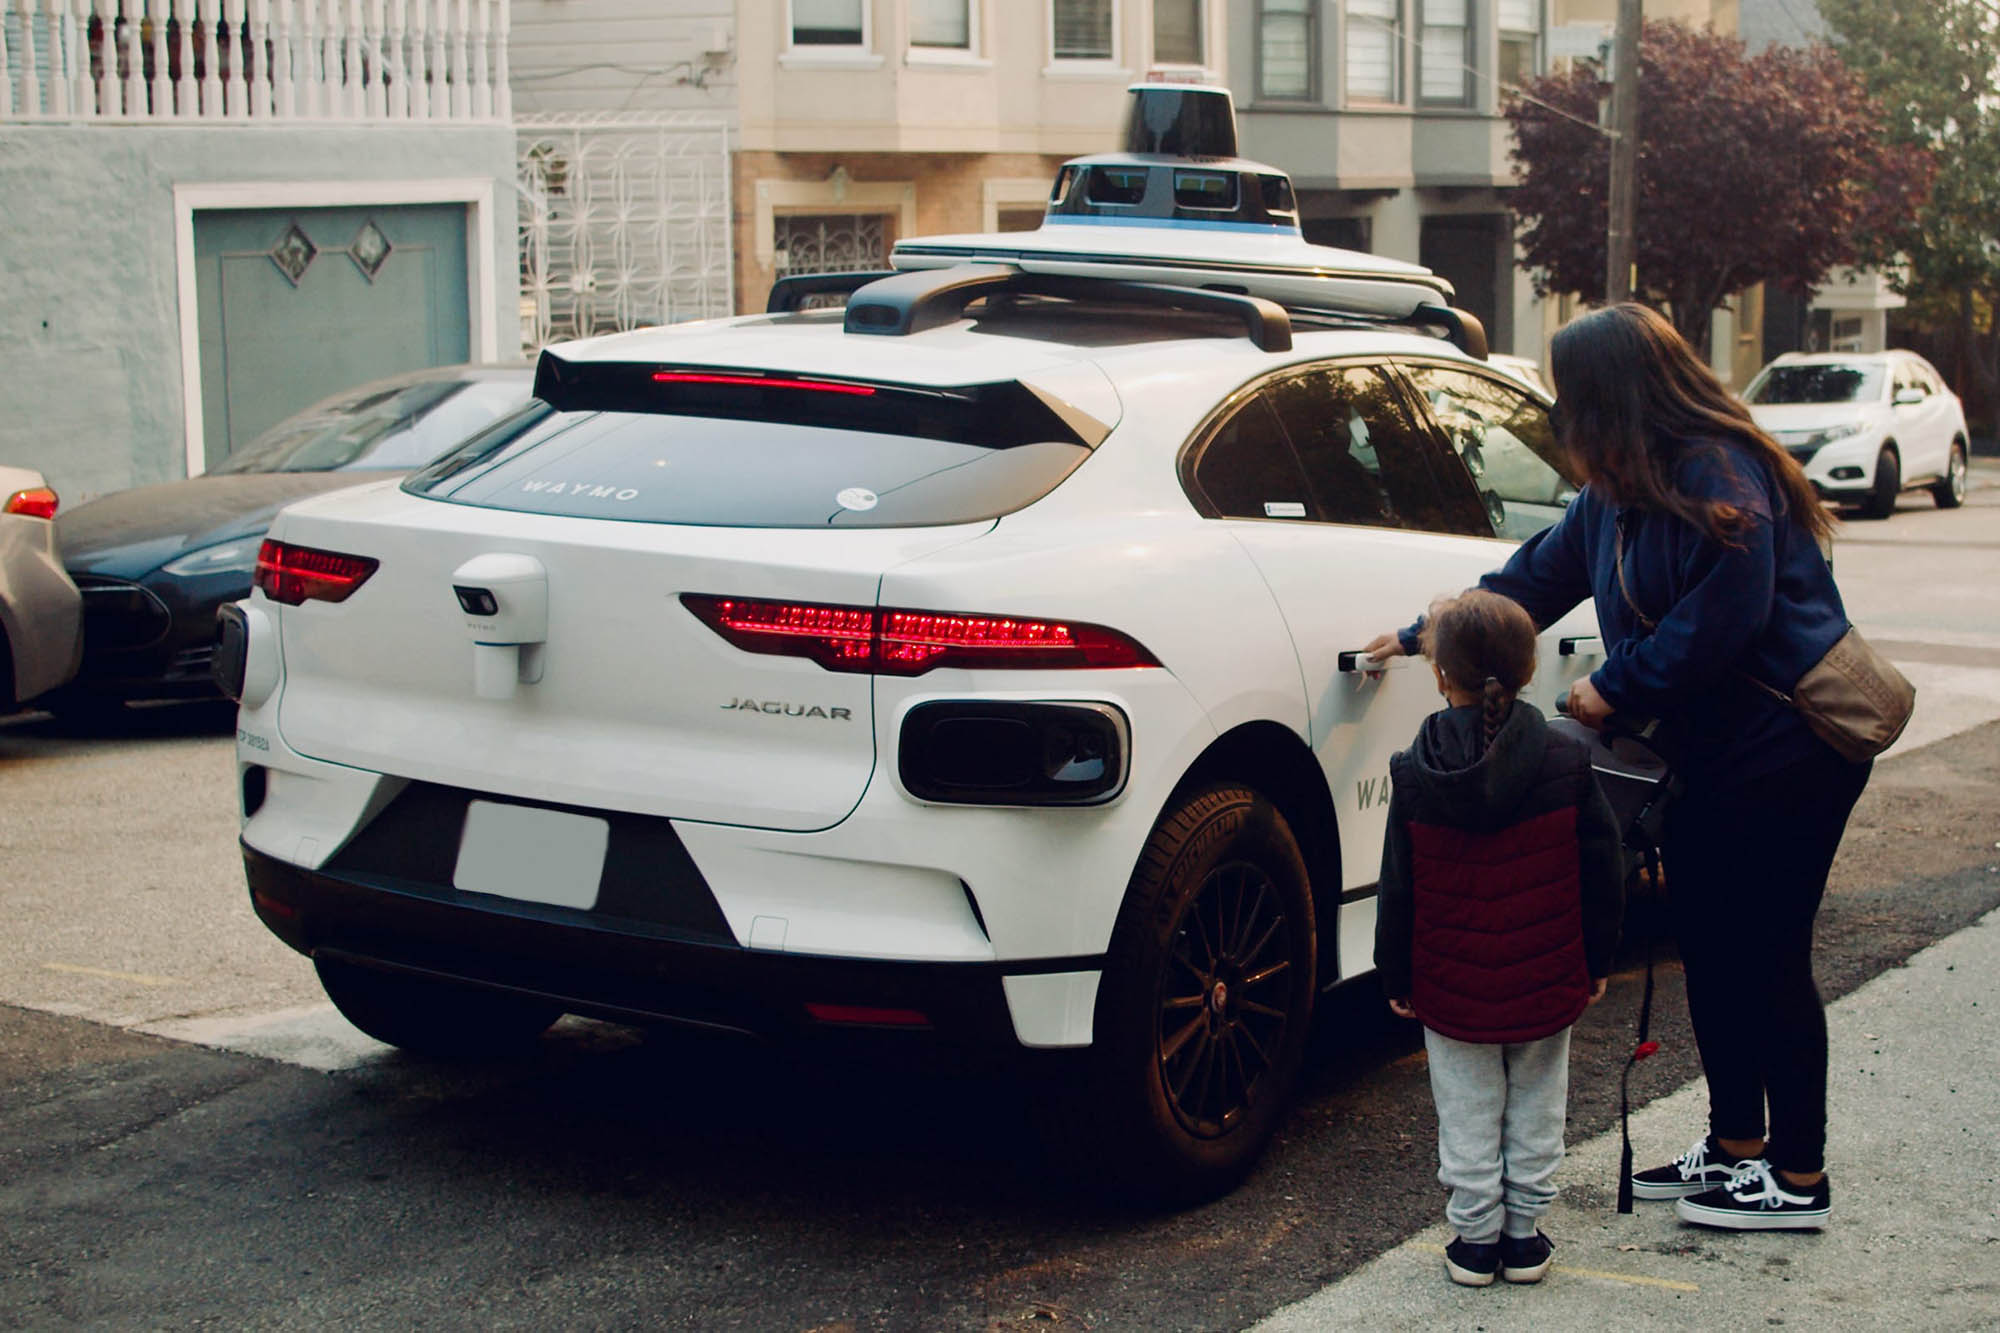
left=0, top=0, right=509, bottom=123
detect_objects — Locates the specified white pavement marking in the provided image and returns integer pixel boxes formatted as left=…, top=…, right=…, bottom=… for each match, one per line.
left=138, top=1004, right=394, bottom=1073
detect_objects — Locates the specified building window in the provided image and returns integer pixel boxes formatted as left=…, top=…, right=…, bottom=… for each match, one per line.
left=1418, top=0, right=1470, bottom=105
left=1259, top=0, right=1314, bottom=99
left=912, top=0, right=973, bottom=50
left=1155, top=0, right=1203, bottom=66
left=791, top=0, right=867, bottom=49
left=1498, top=0, right=1539, bottom=87
left=1345, top=0, right=1400, bottom=104
left=1052, top=0, right=1115, bottom=62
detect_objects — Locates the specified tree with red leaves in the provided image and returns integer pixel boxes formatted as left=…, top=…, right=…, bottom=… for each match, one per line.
left=1506, top=21, right=1931, bottom=356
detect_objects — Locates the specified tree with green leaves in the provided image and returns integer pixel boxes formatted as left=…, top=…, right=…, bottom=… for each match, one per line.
left=1505, top=20, right=1929, bottom=357
left=1819, top=0, right=2000, bottom=411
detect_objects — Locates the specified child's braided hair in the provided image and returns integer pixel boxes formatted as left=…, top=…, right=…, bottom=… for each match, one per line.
left=1419, top=589, right=1539, bottom=752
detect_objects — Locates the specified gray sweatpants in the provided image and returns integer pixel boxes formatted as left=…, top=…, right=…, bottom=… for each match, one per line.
left=1423, top=1026, right=1573, bottom=1243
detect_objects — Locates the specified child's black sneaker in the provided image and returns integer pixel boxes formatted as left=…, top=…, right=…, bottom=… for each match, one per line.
left=1674, top=1160, right=1831, bottom=1230
left=1444, top=1236, right=1501, bottom=1287
left=1630, top=1134, right=1752, bottom=1200
left=1500, top=1231, right=1554, bottom=1283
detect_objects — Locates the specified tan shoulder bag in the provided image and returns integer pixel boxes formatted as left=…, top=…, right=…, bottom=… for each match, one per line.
left=1613, top=518, right=1914, bottom=764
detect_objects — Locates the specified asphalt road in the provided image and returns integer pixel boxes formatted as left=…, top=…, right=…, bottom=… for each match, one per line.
left=4, top=469, right=1998, bottom=1330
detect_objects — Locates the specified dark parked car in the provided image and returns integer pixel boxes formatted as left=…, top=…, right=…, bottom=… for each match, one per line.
left=52, top=364, right=533, bottom=712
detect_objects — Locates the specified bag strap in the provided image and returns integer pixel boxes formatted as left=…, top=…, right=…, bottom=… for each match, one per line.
left=1612, top=513, right=1658, bottom=633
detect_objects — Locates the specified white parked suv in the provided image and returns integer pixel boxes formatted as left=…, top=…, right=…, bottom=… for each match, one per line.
left=217, top=87, right=1600, bottom=1200
left=1744, top=350, right=1969, bottom=518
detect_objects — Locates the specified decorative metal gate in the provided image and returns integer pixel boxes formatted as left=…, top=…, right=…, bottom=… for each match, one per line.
left=773, top=214, right=889, bottom=276
left=516, top=112, right=733, bottom=352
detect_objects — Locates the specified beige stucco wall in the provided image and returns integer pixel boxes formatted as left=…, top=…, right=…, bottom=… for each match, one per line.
left=736, top=0, right=1225, bottom=156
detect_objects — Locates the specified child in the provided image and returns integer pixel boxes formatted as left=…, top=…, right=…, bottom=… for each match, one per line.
left=1375, top=588, right=1625, bottom=1287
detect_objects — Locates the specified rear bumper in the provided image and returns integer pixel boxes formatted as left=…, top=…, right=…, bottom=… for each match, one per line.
left=244, top=841, right=1093, bottom=1047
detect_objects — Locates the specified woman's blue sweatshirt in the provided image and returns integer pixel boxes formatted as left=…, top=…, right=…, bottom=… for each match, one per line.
left=1399, top=435, right=1852, bottom=788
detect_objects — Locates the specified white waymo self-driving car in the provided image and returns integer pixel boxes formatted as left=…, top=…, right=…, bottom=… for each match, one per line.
left=219, top=86, right=1601, bottom=1200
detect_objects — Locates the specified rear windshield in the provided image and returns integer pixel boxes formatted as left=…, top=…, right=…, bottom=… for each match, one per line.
left=1745, top=364, right=1883, bottom=405
left=404, top=370, right=1093, bottom=529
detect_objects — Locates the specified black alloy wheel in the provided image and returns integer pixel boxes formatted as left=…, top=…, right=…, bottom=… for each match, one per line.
left=1156, top=859, right=1297, bottom=1140
left=1083, top=784, right=1316, bottom=1204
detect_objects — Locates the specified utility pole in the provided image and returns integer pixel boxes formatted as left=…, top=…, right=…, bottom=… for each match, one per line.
left=1604, top=0, right=1642, bottom=302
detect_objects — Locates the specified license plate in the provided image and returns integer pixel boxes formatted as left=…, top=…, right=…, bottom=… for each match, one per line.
left=452, top=801, right=609, bottom=910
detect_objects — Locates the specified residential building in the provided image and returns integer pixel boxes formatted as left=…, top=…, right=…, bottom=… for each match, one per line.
left=731, top=0, right=1225, bottom=316
left=0, top=1, right=520, bottom=497
left=507, top=2, right=739, bottom=347
left=1230, top=0, right=1557, bottom=358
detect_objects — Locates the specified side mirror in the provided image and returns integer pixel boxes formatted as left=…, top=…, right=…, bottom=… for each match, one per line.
left=1894, top=387, right=1924, bottom=405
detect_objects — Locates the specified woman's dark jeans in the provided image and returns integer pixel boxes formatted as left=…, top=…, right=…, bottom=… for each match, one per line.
left=1663, top=746, right=1872, bottom=1176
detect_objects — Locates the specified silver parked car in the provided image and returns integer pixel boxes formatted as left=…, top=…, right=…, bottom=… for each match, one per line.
left=0, top=465, right=83, bottom=708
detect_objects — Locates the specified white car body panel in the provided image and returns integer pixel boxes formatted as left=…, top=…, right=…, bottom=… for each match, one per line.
left=236, top=302, right=1600, bottom=1046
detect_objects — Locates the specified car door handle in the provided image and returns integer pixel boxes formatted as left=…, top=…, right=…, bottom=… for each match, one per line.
left=1558, top=636, right=1603, bottom=657
left=1338, top=650, right=1412, bottom=673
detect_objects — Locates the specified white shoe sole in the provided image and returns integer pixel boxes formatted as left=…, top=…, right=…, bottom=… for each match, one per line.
left=1503, top=1258, right=1553, bottom=1283
left=1630, top=1175, right=1733, bottom=1200
left=1674, top=1198, right=1829, bottom=1230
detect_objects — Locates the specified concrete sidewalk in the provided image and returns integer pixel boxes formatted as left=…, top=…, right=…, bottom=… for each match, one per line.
left=1253, top=906, right=2000, bottom=1332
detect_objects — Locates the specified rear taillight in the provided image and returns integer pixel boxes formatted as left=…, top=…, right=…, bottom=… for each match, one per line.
left=681, top=595, right=1159, bottom=675
left=3, top=486, right=58, bottom=519
left=253, top=539, right=379, bottom=606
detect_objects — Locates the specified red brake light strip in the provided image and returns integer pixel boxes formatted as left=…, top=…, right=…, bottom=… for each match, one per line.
left=681, top=595, right=1159, bottom=676
left=651, top=371, right=876, bottom=396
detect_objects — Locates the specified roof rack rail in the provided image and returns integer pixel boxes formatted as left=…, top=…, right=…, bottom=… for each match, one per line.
left=840, top=266, right=1294, bottom=353
left=766, top=270, right=899, bottom=314
left=1411, top=304, right=1489, bottom=361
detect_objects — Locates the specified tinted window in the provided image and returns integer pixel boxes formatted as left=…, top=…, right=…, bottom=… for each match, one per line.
left=216, top=378, right=531, bottom=474
left=1264, top=365, right=1487, bottom=535
left=408, top=408, right=1088, bottom=529
left=1188, top=394, right=1314, bottom=520
left=1746, top=363, right=1883, bottom=404
left=1403, top=363, right=1579, bottom=541
left=1087, top=166, right=1149, bottom=206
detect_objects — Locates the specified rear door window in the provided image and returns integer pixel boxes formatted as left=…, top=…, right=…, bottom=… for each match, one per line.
left=1263, top=364, right=1489, bottom=535
left=1186, top=393, right=1315, bottom=520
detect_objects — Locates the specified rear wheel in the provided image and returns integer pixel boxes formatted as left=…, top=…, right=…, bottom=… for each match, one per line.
left=1933, top=440, right=1968, bottom=509
left=315, top=956, right=561, bottom=1059
left=1084, top=784, right=1316, bottom=1205
left=1859, top=446, right=1901, bottom=519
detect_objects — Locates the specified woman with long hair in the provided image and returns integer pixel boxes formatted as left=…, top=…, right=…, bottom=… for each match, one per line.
left=1366, top=302, right=1871, bottom=1231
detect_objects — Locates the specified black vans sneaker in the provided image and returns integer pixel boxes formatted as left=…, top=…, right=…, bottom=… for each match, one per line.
left=1674, top=1160, right=1831, bottom=1230
left=1631, top=1134, right=1752, bottom=1200
left=1500, top=1231, right=1554, bottom=1283
left=1444, top=1237, right=1501, bottom=1287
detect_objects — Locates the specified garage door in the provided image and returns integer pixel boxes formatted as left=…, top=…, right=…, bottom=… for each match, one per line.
left=194, top=205, right=471, bottom=472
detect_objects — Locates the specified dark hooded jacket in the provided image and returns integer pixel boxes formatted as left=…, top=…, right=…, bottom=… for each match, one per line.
left=1374, top=700, right=1625, bottom=1045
